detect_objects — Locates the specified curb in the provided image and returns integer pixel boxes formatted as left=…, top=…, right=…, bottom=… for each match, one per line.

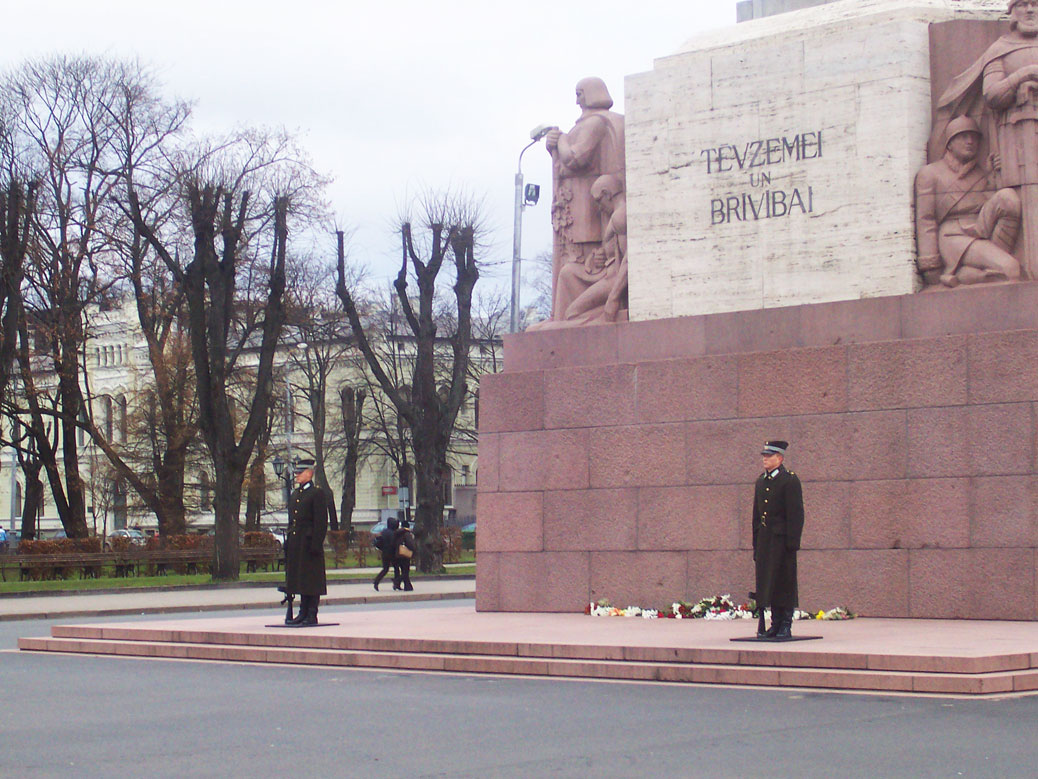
left=0, top=589, right=475, bottom=623
left=0, top=574, right=475, bottom=600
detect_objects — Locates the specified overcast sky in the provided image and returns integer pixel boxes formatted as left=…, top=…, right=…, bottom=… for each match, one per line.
left=3, top=0, right=738, bottom=299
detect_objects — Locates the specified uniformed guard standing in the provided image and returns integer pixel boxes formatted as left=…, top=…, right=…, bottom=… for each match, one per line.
left=283, top=459, right=328, bottom=627
left=752, top=440, right=805, bottom=640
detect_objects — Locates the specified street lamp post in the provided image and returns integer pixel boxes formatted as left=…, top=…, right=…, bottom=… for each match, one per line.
left=510, top=124, right=553, bottom=333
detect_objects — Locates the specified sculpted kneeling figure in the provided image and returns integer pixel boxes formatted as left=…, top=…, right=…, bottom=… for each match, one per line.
left=552, top=174, right=628, bottom=323
left=915, top=116, right=1022, bottom=287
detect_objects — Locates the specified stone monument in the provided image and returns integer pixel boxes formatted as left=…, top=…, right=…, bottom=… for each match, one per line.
left=478, top=0, right=1038, bottom=621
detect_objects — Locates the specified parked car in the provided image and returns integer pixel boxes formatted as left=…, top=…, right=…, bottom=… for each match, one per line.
left=106, top=528, right=147, bottom=549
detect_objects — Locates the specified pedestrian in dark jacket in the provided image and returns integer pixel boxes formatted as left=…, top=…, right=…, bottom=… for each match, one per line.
left=283, top=459, right=329, bottom=626
left=393, top=519, right=415, bottom=591
left=373, top=517, right=400, bottom=591
left=752, top=440, right=805, bottom=640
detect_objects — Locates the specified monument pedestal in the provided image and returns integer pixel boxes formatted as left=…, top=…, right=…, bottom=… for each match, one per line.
left=476, top=283, right=1038, bottom=620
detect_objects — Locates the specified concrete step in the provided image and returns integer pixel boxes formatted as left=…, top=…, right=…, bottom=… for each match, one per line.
left=19, top=632, right=1038, bottom=696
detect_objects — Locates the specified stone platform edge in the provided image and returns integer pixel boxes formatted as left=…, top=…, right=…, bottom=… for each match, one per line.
left=501, top=283, right=1038, bottom=373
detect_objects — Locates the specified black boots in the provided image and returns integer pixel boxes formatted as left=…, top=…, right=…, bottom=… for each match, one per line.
left=768, top=608, right=794, bottom=640
left=287, top=595, right=319, bottom=626
left=756, top=612, right=768, bottom=638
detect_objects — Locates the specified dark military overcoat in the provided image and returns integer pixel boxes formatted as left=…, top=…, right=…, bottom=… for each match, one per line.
left=752, top=464, right=804, bottom=610
left=284, top=481, right=328, bottom=596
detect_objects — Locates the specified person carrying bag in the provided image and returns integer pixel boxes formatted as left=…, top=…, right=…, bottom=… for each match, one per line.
left=394, top=519, right=415, bottom=591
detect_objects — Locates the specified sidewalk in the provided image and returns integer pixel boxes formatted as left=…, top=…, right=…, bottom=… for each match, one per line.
left=0, top=576, right=474, bottom=621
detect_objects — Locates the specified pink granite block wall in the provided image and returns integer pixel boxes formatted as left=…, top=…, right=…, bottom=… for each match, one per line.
left=589, top=551, right=687, bottom=606
left=686, top=418, right=772, bottom=484
left=618, top=316, right=706, bottom=363
left=800, top=481, right=852, bottom=549
left=847, top=336, right=967, bottom=411
left=737, top=346, right=848, bottom=417
left=475, top=492, right=543, bottom=553
left=496, top=552, right=590, bottom=612
left=798, top=296, right=903, bottom=347
left=850, top=478, right=970, bottom=550
left=909, top=549, right=1036, bottom=619
left=542, top=488, right=638, bottom=551
left=900, top=281, right=1038, bottom=338
left=476, top=284, right=1038, bottom=619
left=475, top=552, right=500, bottom=612
left=497, top=429, right=590, bottom=492
left=477, top=433, right=500, bottom=493
left=970, top=476, right=1038, bottom=548
left=799, top=550, right=910, bottom=617
left=543, top=364, right=637, bottom=429
left=967, top=403, right=1033, bottom=475
left=634, top=356, right=738, bottom=423
left=589, top=423, right=686, bottom=488
left=790, top=411, right=908, bottom=482
left=968, top=331, right=1038, bottom=404
left=635, top=484, right=743, bottom=551
left=685, top=551, right=756, bottom=601
left=502, top=323, right=619, bottom=372
left=478, top=371, right=544, bottom=433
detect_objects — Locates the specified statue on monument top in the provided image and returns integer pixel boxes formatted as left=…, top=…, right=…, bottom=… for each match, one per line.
left=531, top=77, right=627, bottom=329
left=930, top=0, right=1038, bottom=282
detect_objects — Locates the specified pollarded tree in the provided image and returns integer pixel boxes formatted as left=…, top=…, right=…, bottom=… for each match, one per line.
left=336, top=193, right=482, bottom=572
left=135, top=187, right=288, bottom=579
left=130, top=128, right=327, bottom=579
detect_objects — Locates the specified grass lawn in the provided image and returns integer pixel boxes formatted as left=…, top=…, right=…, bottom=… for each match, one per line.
left=0, top=553, right=476, bottom=595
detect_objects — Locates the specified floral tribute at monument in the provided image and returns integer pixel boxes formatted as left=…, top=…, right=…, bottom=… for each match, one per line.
left=477, top=0, right=1038, bottom=623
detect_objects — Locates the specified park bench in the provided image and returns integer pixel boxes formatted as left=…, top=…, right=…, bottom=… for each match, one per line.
left=0, top=545, right=281, bottom=581
left=0, top=552, right=112, bottom=582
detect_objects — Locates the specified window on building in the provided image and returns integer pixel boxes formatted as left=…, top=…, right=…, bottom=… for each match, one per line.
left=116, top=396, right=128, bottom=443
left=199, top=471, right=211, bottom=511
left=103, top=396, right=114, bottom=440
left=442, top=468, right=453, bottom=507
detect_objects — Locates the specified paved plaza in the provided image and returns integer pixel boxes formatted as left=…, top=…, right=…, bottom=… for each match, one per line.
left=2, top=600, right=1037, bottom=778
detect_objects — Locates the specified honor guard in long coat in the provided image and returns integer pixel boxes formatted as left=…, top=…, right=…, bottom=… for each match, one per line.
left=752, top=440, right=805, bottom=639
left=283, top=459, right=328, bottom=626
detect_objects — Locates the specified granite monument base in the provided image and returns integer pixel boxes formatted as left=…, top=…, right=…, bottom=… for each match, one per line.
left=477, top=283, right=1038, bottom=620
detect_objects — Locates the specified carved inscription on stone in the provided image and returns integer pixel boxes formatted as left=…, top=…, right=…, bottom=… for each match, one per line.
left=702, top=130, right=822, bottom=225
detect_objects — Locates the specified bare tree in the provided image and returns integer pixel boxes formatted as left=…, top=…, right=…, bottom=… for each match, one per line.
left=0, top=56, right=140, bottom=538
left=134, top=187, right=289, bottom=579
left=281, top=255, right=355, bottom=529
left=70, top=61, right=198, bottom=536
left=0, top=182, right=36, bottom=402
left=336, top=192, right=482, bottom=572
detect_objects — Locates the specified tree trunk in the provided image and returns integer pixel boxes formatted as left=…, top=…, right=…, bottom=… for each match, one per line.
left=212, top=462, right=244, bottom=580
left=244, top=452, right=266, bottom=533
left=19, top=468, right=43, bottom=541
left=155, top=454, right=188, bottom=536
left=413, top=452, right=446, bottom=573
left=339, top=458, right=357, bottom=536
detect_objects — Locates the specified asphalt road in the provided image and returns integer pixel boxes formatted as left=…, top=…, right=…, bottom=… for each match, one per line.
left=2, top=602, right=1037, bottom=778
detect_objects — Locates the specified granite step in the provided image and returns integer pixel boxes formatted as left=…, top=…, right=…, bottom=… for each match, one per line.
left=18, top=632, right=1038, bottom=696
